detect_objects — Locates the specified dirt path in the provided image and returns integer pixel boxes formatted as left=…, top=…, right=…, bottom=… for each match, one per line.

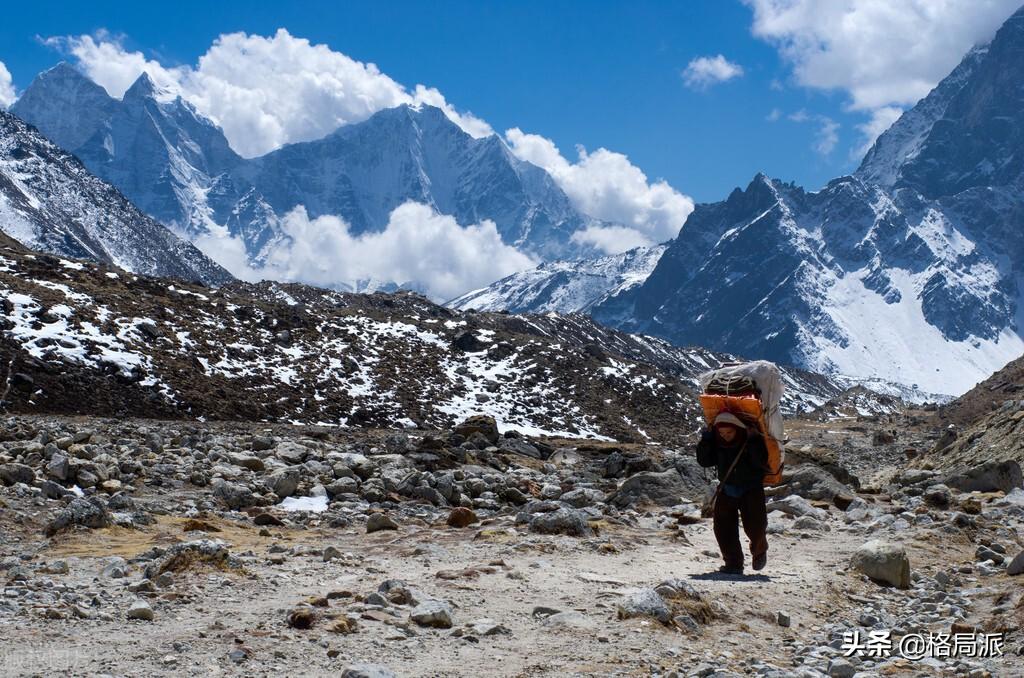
left=1, top=501, right=1006, bottom=677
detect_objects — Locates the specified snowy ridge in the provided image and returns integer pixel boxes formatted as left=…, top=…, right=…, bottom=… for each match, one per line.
left=446, top=245, right=666, bottom=313
left=0, top=243, right=893, bottom=444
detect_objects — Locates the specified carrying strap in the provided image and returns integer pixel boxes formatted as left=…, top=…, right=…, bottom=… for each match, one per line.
left=709, top=439, right=748, bottom=511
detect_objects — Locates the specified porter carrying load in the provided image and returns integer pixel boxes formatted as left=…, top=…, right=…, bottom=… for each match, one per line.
left=698, top=360, right=785, bottom=485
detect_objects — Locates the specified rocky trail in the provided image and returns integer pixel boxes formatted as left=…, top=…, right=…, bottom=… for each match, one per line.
left=1, top=410, right=1022, bottom=677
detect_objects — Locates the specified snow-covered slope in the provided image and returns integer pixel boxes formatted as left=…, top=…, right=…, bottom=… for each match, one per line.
left=447, top=245, right=665, bottom=313
left=595, top=168, right=1024, bottom=396
left=0, top=110, right=232, bottom=286
left=12, top=70, right=604, bottom=267
left=0, top=240, right=879, bottom=443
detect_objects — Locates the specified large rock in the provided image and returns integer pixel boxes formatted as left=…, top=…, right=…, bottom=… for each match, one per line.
left=266, top=469, right=300, bottom=498
left=410, top=599, right=453, bottom=628
left=607, top=467, right=703, bottom=508
left=212, top=480, right=257, bottom=510
left=45, top=453, right=71, bottom=481
left=497, top=437, right=545, bottom=459
left=45, top=496, right=111, bottom=535
left=851, top=540, right=910, bottom=589
left=779, top=466, right=854, bottom=503
left=765, top=495, right=828, bottom=521
left=616, top=588, right=671, bottom=624
left=1007, top=550, right=1024, bottom=576
left=366, top=513, right=399, bottom=533
left=453, top=415, right=499, bottom=444
left=528, top=508, right=593, bottom=537
left=0, top=463, right=35, bottom=486
left=144, top=539, right=231, bottom=578
left=943, top=460, right=1022, bottom=493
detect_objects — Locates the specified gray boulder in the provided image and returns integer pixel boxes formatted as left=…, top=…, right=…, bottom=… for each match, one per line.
left=766, top=495, right=828, bottom=520
left=45, top=496, right=110, bottom=535
left=528, top=508, right=593, bottom=537
left=454, top=415, right=499, bottom=444
left=410, top=599, right=453, bottom=628
left=943, top=460, right=1022, bottom=493
left=779, top=465, right=853, bottom=503
left=0, top=463, right=34, bottom=486
left=851, top=539, right=910, bottom=588
left=607, top=468, right=703, bottom=508
left=616, top=588, right=671, bottom=624
left=213, top=480, right=257, bottom=510
left=1007, top=551, right=1024, bottom=576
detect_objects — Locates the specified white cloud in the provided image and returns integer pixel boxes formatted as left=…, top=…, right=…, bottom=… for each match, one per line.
left=813, top=117, right=839, bottom=156
left=766, top=108, right=782, bottom=122
left=198, top=202, right=535, bottom=301
left=746, top=0, right=1018, bottom=110
left=681, top=55, right=744, bottom=89
left=504, top=128, right=693, bottom=254
left=783, top=109, right=841, bottom=156
left=47, top=29, right=492, bottom=158
left=746, top=0, right=1018, bottom=155
left=853, top=105, right=903, bottom=159
left=0, top=61, right=16, bottom=108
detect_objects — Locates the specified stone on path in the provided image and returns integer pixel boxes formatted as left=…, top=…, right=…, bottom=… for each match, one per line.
left=126, top=599, right=154, bottom=621
left=851, top=539, right=911, bottom=589
left=366, top=513, right=399, bottom=533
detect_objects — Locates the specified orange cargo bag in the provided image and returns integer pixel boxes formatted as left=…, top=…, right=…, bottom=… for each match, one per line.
left=699, top=393, right=784, bottom=486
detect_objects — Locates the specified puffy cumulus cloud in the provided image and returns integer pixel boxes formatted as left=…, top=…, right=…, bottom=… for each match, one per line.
left=198, top=202, right=536, bottom=301
left=47, top=29, right=491, bottom=158
left=681, top=55, right=744, bottom=89
left=0, top=61, right=16, bottom=108
left=504, top=128, right=693, bottom=254
left=746, top=0, right=1018, bottom=109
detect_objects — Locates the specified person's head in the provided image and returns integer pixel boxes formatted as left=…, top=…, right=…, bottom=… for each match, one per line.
left=717, top=424, right=739, bottom=443
left=713, top=412, right=747, bottom=444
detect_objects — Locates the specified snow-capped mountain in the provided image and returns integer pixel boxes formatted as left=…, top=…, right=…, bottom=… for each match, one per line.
left=447, top=244, right=665, bottom=313
left=470, top=7, right=1024, bottom=396
left=243, top=104, right=595, bottom=260
left=0, top=110, right=232, bottom=286
left=12, top=68, right=601, bottom=267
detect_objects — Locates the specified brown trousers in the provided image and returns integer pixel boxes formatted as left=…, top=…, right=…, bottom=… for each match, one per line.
left=713, top=484, right=768, bottom=569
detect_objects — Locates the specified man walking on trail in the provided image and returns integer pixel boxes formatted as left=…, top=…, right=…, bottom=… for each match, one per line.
left=696, top=412, right=769, bottom=575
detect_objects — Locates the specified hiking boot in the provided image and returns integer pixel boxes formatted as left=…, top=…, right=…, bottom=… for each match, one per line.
left=752, top=553, right=767, bottom=571
left=719, top=564, right=743, bottom=575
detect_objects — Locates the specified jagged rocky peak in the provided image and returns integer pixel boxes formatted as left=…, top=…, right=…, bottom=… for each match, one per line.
left=10, top=62, right=117, bottom=151
left=446, top=244, right=667, bottom=314
left=857, top=5, right=1024, bottom=196
left=0, top=109, right=232, bottom=285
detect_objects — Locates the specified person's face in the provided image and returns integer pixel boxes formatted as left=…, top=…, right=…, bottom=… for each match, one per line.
left=717, top=424, right=738, bottom=443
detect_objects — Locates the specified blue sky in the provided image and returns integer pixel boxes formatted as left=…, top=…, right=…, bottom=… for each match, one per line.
left=0, top=0, right=1018, bottom=204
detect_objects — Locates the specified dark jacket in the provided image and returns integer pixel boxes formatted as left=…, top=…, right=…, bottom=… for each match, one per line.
left=696, top=428, right=769, bottom=488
